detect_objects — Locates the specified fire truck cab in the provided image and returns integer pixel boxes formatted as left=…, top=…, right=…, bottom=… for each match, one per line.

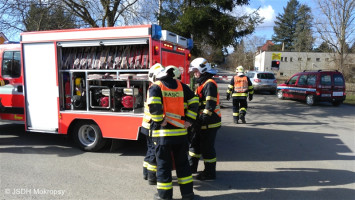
left=12, top=24, right=193, bottom=151
left=0, top=43, right=24, bottom=122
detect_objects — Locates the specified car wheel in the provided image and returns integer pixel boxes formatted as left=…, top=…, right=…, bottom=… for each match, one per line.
left=270, top=90, right=276, bottom=95
left=73, top=121, right=107, bottom=152
left=306, top=95, right=315, bottom=106
left=277, top=90, right=284, bottom=99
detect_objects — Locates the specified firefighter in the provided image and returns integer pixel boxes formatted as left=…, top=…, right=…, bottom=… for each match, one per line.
left=148, top=66, right=198, bottom=200
left=142, top=63, right=165, bottom=185
left=226, top=66, right=254, bottom=124
left=188, top=57, right=221, bottom=181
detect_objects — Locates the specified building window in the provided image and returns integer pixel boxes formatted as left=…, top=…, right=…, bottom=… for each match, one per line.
left=285, top=57, right=288, bottom=62
left=298, top=57, right=302, bottom=61
left=280, top=72, right=284, bottom=76
left=290, top=57, right=293, bottom=62
left=316, top=58, right=320, bottom=62
left=281, top=57, right=284, bottom=62
left=307, top=58, right=311, bottom=61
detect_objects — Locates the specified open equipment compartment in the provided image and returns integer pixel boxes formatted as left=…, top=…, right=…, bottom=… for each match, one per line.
left=58, top=43, right=150, bottom=114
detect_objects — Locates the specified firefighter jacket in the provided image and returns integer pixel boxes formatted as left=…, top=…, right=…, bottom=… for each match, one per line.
left=227, top=75, right=254, bottom=98
left=148, top=77, right=199, bottom=144
left=196, top=78, right=221, bottom=130
left=141, top=90, right=151, bottom=136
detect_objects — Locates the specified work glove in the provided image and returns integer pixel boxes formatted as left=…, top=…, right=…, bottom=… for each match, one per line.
left=199, top=113, right=210, bottom=125
left=248, top=95, right=253, bottom=101
left=226, top=93, right=230, bottom=101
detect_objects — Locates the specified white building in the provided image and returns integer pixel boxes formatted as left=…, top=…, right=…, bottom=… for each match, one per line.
left=254, top=51, right=355, bottom=79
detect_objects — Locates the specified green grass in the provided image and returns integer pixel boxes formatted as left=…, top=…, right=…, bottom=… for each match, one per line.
left=344, top=93, right=355, bottom=105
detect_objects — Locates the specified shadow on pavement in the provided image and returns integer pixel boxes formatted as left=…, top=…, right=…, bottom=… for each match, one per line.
left=217, top=126, right=354, bottom=162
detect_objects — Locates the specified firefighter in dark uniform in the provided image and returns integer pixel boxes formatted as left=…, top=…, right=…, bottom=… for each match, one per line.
left=188, top=57, right=221, bottom=181
left=148, top=66, right=198, bottom=200
left=226, top=66, right=254, bottom=124
left=141, top=63, right=165, bottom=185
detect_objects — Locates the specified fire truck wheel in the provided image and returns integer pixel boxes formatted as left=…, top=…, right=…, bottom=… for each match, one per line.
left=73, top=121, right=107, bottom=151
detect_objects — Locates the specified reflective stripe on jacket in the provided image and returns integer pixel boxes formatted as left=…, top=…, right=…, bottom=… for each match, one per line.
left=196, top=79, right=221, bottom=118
left=196, top=79, right=221, bottom=129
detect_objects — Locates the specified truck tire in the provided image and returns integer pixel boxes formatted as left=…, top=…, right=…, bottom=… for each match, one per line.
left=73, top=121, right=107, bottom=151
left=306, top=95, right=315, bottom=106
left=277, top=90, right=284, bottom=99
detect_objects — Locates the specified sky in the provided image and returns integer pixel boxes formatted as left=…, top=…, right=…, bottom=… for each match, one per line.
left=2, top=0, right=320, bottom=43
left=245, top=0, right=318, bottom=41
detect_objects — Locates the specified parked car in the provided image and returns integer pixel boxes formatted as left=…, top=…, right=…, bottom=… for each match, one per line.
left=277, top=70, right=346, bottom=106
left=246, top=71, right=277, bottom=94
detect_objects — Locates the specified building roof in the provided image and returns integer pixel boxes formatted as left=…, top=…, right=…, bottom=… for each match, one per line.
left=0, top=32, right=8, bottom=44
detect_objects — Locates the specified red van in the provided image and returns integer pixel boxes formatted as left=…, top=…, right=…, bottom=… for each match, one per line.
left=277, top=70, right=346, bottom=106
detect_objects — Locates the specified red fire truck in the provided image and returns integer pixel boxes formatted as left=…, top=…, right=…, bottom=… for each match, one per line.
left=0, top=24, right=193, bottom=151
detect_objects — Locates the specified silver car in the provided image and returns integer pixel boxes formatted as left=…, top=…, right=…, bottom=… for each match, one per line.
left=246, top=71, right=277, bottom=94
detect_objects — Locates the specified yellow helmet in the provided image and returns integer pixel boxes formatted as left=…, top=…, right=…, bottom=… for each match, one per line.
left=236, top=66, right=244, bottom=73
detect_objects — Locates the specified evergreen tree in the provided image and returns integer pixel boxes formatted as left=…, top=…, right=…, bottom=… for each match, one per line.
left=272, top=0, right=300, bottom=51
left=293, top=4, right=314, bottom=52
left=314, top=41, right=334, bottom=52
left=158, top=0, right=263, bottom=57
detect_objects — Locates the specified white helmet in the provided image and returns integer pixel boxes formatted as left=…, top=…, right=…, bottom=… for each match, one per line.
left=165, top=65, right=181, bottom=79
left=148, top=63, right=165, bottom=83
left=189, top=57, right=217, bottom=75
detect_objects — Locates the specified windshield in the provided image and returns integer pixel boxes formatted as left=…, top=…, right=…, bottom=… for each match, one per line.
left=257, top=73, right=275, bottom=79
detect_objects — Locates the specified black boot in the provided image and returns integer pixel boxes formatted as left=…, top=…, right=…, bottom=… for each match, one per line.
left=233, top=117, right=239, bottom=124
left=196, top=162, right=216, bottom=180
left=240, top=114, right=246, bottom=123
left=148, top=171, right=157, bottom=185
left=189, top=157, right=199, bottom=174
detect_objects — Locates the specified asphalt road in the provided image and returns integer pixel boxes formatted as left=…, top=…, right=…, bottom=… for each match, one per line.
left=1, top=82, right=355, bottom=200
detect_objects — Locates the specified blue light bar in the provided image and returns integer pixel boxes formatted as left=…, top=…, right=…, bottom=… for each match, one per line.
left=151, top=24, right=162, bottom=40
left=187, top=39, right=193, bottom=50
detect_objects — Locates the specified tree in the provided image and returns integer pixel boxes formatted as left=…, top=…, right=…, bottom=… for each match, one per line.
left=272, top=0, right=300, bottom=51
left=0, top=0, right=76, bottom=40
left=61, top=0, right=139, bottom=27
left=24, top=2, right=76, bottom=31
left=0, top=0, right=141, bottom=40
left=314, top=41, right=334, bottom=53
left=158, top=0, right=263, bottom=59
left=315, top=0, right=355, bottom=79
left=272, top=0, right=314, bottom=51
left=293, top=4, right=314, bottom=52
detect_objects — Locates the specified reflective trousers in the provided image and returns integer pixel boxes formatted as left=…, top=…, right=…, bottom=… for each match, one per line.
left=143, top=135, right=157, bottom=179
left=189, top=127, right=218, bottom=174
left=232, top=97, right=248, bottom=120
left=154, top=139, right=193, bottom=199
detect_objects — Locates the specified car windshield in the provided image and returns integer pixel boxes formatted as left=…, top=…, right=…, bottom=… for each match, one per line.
left=257, top=73, right=275, bottom=79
